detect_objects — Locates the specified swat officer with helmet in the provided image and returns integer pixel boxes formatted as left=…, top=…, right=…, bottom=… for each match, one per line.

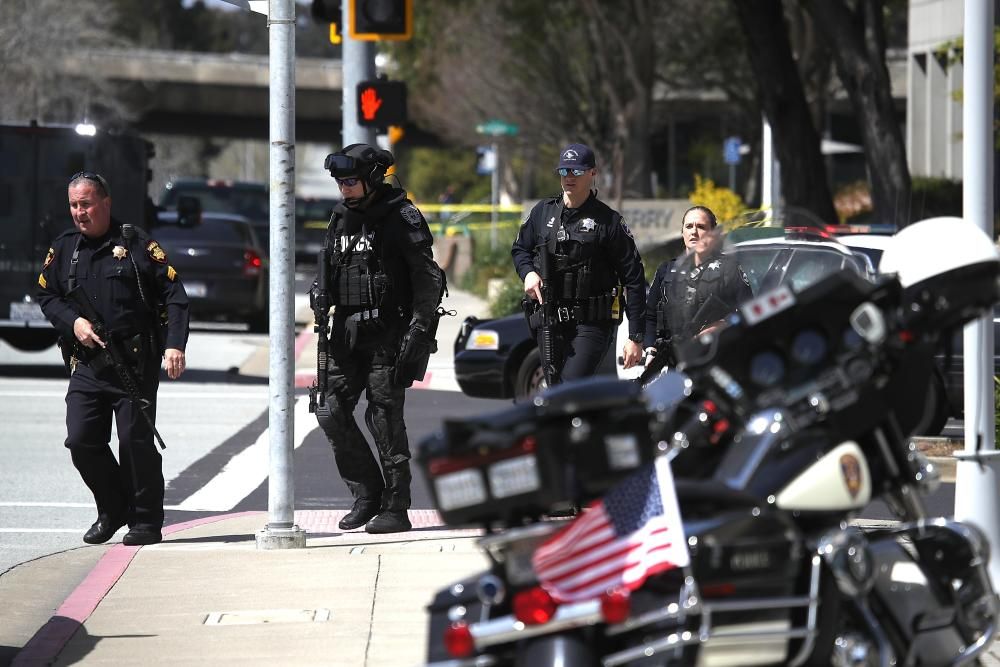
left=312, top=144, right=443, bottom=534
left=512, top=143, right=646, bottom=386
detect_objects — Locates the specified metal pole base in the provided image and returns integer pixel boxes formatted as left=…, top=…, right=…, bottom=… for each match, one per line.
left=256, top=524, right=307, bottom=550
left=954, top=452, right=1000, bottom=589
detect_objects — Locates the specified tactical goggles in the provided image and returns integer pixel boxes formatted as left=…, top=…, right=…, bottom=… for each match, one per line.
left=336, top=177, right=361, bottom=187
left=557, top=168, right=589, bottom=177
left=69, top=171, right=110, bottom=196
left=324, top=153, right=360, bottom=178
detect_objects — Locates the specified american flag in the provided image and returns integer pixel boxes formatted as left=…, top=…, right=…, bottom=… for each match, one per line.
left=531, top=457, right=689, bottom=603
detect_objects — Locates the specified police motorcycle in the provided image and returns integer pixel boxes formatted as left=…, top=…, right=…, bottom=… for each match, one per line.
left=419, top=215, right=1000, bottom=667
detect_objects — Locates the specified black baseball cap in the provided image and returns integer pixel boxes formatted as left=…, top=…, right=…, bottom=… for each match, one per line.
left=556, top=143, right=596, bottom=171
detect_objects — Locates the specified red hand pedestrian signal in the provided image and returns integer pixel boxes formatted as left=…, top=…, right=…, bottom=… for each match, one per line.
left=360, top=87, right=383, bottom=122
left=356, top=80, right=407, bottom=127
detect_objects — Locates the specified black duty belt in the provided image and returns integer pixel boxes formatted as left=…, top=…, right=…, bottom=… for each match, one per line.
left=527, top=297, right=618, bottom=329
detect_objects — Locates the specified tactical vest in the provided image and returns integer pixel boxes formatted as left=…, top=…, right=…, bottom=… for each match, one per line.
left=537, top=221, right=621, bottom=324
left=329, top=223, right=389, bottom=310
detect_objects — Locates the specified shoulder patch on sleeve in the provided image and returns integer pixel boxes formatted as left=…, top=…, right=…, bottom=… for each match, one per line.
left=400, top=204, right=424, bottom=228
left=620, top=218, right=634, bottom=239
left=167, top=265, right=177, bottom=281
left=147, top=240, right=168, bottom=264
left=43, top=247, right=55, bottom=270
left=38, top=273, right=47, bottom=289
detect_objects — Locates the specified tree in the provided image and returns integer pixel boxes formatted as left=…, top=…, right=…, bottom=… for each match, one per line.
left=804, top=0, right=912, bottom=227
left=391, top=0, right=658, bottom=201
left=0, top=0, right=134, bottom=126
left=732, top=0, right=839, bottom=223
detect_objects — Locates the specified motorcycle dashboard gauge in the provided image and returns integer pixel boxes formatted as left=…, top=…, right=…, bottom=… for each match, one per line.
left=749, top=350, right=785, bottom=387
left=790, top=328, right=827, bottom=366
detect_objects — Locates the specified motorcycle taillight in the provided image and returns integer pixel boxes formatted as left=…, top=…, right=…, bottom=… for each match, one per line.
left=443, top=621, right=474, bottom=658
left=243, top=249, right=263, bottom=277
left=600, top=587, right=631, bottom=624
left=513, top=586, right=558, bottom=625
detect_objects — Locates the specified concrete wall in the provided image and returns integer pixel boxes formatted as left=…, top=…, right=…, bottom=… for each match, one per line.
left=906, top=0, right=970, bottom=179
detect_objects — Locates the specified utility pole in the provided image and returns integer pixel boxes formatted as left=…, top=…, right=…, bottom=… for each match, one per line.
left=342, top=2, right=376, bottom=147
left=954, top=0, right=999, bottom=585
left=257, top=0, right=305, bottom=550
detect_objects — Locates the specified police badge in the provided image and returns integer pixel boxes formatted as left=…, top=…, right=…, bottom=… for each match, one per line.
left=400, top=204, right=423, bottom=228
left=146, top=240, right=167, bottom=264
left=580, top=218, right=596, bottom=232
left=112, top=245, right=128, bottom=260
left=620, top=218, right=634, bottom=238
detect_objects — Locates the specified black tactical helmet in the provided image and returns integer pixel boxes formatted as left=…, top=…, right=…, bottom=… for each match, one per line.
left=324, top=143, right=394, bottom=190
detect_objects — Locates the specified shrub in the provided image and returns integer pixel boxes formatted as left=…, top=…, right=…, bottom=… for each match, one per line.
left=834, top=181, right=873, bottom=223
left=688, top=174, right=746, bottom=225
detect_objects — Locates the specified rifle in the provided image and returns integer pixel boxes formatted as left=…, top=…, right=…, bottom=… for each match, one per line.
left=536, top=244, right=561, bottom=387
left=309, top=245, right=332, bottom=413
left=637, top=336, right=676, bottom=386
left=637, top=293, right=733, bottom=386
left=65, top=284, right=167, bottom=450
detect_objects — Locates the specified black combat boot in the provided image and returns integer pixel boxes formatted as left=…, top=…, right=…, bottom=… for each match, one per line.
left=365, top=510, right=411, bottom=534
left=339, top=499, right=381, bottom=530
left=83, top=514, right=127, bottom=544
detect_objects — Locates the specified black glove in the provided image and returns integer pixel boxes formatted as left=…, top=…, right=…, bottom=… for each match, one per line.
left=394, top=317, right=438, bottom=387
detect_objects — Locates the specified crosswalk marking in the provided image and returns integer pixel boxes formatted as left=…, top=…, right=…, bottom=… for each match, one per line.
left=175, top=395, right=317, bottom=512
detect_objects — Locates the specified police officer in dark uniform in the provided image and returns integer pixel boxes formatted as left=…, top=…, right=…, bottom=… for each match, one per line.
left=644, top=205, right=752, bottom=364
left=313, top=144, right=444, bottom=534
left=512, top=143, right=645, bottom=385
left=37, top=172, right=189, bottom=546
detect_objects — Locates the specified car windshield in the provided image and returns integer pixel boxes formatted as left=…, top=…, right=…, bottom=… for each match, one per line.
left=724, top=207, right=874, bottom=297
left=155, top=218, right=253, bottom=245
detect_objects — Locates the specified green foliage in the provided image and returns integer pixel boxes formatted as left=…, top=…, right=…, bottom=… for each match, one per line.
left=911, top=177, right=963, bottom=220
left=935, top=28, right=1000, bottom=150
left=396, top=147, right=492, bottom=205
left=489, top=278, right=526, bottom=318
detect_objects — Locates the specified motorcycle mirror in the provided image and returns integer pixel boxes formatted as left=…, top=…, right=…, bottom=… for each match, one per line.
left=849, top=302, right=887, bottom=344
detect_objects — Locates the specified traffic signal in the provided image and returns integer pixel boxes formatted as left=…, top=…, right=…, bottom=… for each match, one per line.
left=349, top=0, right=412, bottom=41
left=310, top=0, right=343, bottom=43
left=310, top=0, right=340, bottom=22
left=357, top=80, right=407, bottom=127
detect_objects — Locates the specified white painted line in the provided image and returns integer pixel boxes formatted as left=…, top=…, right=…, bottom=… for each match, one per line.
left=175, top=395, right=317, bottom=512
left=0, top=502, right=93, bottom=508
left=0, top=528, right=93, bottom=534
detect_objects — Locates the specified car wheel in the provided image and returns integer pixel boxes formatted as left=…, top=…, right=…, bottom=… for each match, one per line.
left=514, top=348, right=544, bottom=401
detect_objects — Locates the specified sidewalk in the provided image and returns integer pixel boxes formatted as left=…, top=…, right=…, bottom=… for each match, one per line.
left=6, top=511, right=486, bottom=666
left=7, top=506, right=1000, bottom=666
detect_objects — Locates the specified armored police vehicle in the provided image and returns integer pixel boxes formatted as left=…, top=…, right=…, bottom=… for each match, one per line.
left=0, top=122, right=153, bottom=351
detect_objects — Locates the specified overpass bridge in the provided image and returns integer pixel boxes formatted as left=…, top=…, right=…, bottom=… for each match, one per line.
left=59, top=48, right=344, bottom=142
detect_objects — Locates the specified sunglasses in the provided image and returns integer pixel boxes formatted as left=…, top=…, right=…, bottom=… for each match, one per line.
left=557, top=168, right=589, bottom=177
left=70, top=171, right=110, bottom=195
left=336, top=177, right=361, bottom=187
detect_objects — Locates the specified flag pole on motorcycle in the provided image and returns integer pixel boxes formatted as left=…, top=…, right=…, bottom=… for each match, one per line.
left=954, top=0, right=1000, bottom=588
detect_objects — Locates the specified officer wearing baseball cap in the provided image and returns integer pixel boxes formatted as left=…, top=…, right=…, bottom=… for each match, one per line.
left=511, top=143, right=645, bottom=389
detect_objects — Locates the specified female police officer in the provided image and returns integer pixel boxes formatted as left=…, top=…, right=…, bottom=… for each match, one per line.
left=644, top=205, right=752, bottom=365
left=312, top=144, right=443, bottom=534
left=511, top=143, right=645, bottom=387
